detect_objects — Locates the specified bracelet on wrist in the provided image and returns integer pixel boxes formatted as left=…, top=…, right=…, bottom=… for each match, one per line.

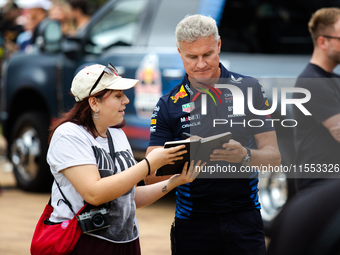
left=144, top=157, right=151, bottom=176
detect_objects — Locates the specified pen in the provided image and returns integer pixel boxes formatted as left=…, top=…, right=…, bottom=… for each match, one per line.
left=182, top=132, right=193, bottom=138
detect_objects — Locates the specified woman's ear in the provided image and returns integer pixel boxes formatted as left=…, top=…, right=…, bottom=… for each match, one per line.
left=88, top=97, right=98, bottom=111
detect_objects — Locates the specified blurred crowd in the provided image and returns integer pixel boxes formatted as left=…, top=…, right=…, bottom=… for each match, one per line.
left=0, top=0, right=92, bottom=58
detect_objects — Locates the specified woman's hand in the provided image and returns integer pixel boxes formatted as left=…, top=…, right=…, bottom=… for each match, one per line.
left=146, top=145, right=187, bottom=173
left=134, top=160, right=206, bottom=208
left=169, top=160, right=206, bottom=186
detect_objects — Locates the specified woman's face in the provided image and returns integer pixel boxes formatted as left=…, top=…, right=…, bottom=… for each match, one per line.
left=97, top=90, right=130, bottom=127
left=49, top=5, right=66, bottom=22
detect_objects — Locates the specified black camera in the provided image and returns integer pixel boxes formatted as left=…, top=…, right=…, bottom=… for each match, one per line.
left=78, top=207, right=110, bottom=233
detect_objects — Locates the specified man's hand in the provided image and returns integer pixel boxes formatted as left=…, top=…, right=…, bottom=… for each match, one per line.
left=209, top=131, right=281, bottom=169
left=329, top=123, right=340, bottom=143
left=210, top=139, right=247, bottom=163
left=323, top=114, right=340, bottom=143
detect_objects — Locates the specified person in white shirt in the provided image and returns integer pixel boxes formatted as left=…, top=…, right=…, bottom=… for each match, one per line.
left=47, top=63, right=203, bottom=254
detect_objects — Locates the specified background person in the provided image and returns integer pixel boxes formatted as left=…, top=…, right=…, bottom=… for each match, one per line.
left=68, top=0, right=90, bottom=33
left=145, top=14, right=281, bottom=255
left=267, top=178, right=340, bottom=255
left=269, top=8, right=340, bottom=255
left=16, top=0, right=51, bottom=52
left=49, top=0, right=76, bottom=36
left=293, top=7, right=340, bottom=192
left=0, top=0, right=24, bottom=57
left=46, top=63, right=203, bottom=254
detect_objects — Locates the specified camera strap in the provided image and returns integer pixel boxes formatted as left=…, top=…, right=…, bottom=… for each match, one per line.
left=106, top=129, right=116, bottom=172
left=51, top=130, right=115, bottom=220
left=55, top=180, right=78, bottom=219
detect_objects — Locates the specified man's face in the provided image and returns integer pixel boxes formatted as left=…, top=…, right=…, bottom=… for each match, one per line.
left=26, top=8, right=46, bottom=31
left=177, top=35, right=221, bottom=83
left=325, top=18, right=340, bottom=64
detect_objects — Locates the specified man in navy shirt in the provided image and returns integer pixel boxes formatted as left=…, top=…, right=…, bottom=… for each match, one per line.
left=145, top=14, right=281, bottom=255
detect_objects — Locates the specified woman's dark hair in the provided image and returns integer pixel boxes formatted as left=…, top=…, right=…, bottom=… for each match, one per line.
left=48, top=89, right=125, bottom=143
left=68, top=0, right=90, bottom=15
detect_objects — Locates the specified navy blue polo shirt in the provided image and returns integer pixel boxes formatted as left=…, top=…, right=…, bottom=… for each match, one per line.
left=149, top=63, right=274, bottom=219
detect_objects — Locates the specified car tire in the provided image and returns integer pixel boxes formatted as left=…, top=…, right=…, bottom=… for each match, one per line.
left=258, top=172, right=296, bottom=237
left=9, top=111, right=52, bottom=192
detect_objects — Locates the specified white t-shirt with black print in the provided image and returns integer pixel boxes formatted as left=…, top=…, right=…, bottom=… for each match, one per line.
left=47, top=122, right=138, bottom=243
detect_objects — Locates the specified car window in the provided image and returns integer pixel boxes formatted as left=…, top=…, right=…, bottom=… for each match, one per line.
left=147, top=0, right=200, bottom=47
left=148, top=0, right=340, bottom=54
left=218, top=0, right=340, bottom=54
left=89, top=0, right=148, bottom=49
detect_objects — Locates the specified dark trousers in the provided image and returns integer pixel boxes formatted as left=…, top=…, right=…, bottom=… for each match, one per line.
left=70, top=234, right=141, bottom=255
left=171, top=209, right=266, bottom=255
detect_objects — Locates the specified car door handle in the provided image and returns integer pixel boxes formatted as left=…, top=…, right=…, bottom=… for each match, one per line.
left=162, top=69, right=184, bottom=79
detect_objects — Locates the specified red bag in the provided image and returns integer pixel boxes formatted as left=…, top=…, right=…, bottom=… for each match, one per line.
left=30, top=201, right=86, bottom=255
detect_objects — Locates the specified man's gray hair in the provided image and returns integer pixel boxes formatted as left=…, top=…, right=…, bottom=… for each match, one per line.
left=176, top=14, right=219, bottom=50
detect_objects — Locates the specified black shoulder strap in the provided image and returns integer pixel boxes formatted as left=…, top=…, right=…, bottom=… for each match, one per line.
left=55, top=180, right=78, bottom=218
left=52, top=131, right=115, bottom=216
left=106, top=130, right=115, bottom=158
left=106, top=130, right=116, bottom=171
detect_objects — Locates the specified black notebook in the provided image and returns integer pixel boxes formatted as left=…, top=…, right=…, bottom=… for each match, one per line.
left=155, top=131, right=232, bottom=176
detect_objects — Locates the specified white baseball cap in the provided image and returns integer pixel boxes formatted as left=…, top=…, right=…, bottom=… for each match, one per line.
left=71, top=64, right=139, bottom=102
left=23, top=0, right=52, bottom=10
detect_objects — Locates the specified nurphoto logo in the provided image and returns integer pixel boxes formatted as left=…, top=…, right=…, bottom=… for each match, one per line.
left=194, top=79, right=312, bottom=128
left=201, top=84, right=311, bottom=116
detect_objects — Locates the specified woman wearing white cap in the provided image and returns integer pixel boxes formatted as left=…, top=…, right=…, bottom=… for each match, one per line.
left=44, top=63, right=203, bottom=254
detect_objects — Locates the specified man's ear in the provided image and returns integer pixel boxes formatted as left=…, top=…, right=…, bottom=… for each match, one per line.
left=218, top=37, right=221, bottom=53
left=317, top=36, right=328, bottom=50
left=177, top=43, right=182, bottom=55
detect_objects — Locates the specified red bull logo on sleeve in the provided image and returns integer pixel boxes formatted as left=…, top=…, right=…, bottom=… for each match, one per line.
left=171, top=85, right=188, bottom=103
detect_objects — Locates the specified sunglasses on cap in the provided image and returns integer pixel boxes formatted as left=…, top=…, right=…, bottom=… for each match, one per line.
left=89, top=63, right=119, bottom=96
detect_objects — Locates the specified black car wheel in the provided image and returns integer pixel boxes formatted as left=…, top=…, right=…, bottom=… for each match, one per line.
left=10, top=111, right=52, bottom=192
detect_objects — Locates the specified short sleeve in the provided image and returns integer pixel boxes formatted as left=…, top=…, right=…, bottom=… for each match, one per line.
left=47, top=130, right=96, bottom=174
left=300, top=78, right=340, bottom=124
left=249, top=80, right=276, bottom=135
left=148, top=98, right=174, bottom=146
